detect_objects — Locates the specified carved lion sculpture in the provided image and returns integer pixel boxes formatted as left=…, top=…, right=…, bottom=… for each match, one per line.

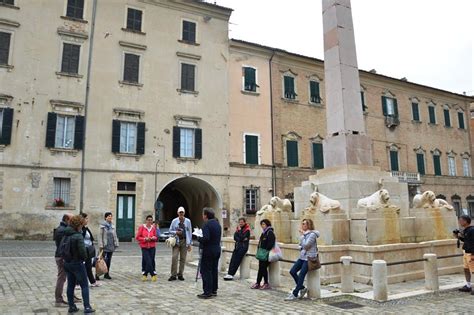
left=304, top=191, right=341, bottom=214
left=412, top=191, right=436, bottom=208
left=256, top=196, right=292, bottom=215
left=357, top=189, right=391, bottom=210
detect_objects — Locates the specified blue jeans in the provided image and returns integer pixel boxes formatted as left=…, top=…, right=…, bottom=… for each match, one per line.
left=64, top=262, right=91, bottom=309
left=289, top=259, right=308, bottom=297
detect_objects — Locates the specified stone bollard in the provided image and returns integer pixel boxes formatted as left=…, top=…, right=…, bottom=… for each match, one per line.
left=219, top=247, right=227, bottom=272
left=186, top=246, right=195, bottom=263
left=268, top=261, right=281, bottom=287
left=372, top=260, right=388, bottom=301
left=307, top=269, right=321, bottom=299
left=340, top=256, right=354, bottom=293
left=239, top=255, right=251, bottom=280
left=423, top=253, right=439, bottom=292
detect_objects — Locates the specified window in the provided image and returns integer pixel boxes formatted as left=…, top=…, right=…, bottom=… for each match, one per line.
left=244, top=186, right=259, bottom=215
left=428, top=106, right=436, bottom=124
left=123, top=53, right=140, bottom=83
left=412, top=103, right=420, bottom=121
left=55, top=115, right=76, bottom=149
left=244, top=134, right=259, bottom=165
left=416, top=153, right=425, bottom=175
left=182, top=20, right=196, bottom=43
left=433, top=155, right=442, bottom=176
left=181, top=63, right=195, bottom=91
left=443, top=107, right=451, bottom=127
left=243, top=67, right=257, bottom=92
left=66, top=0, right=84, bottom=20
left=312, top=143, right=324, bottom=169
left=390, top=150, right=399, bottom=171
left=120, top=122, right=137, bottom=154
left=126, top=8, right=143, bottom=32
left=61, top=43, right=80, bottom=74
left=53, top=178, right=71, bottom=206
left=452, top=195, right=462, bottom=216
left=361, top=91, right=367, bottom=112
left=0, top=31, right=12, bottom=65
left=448, top=156, right=456, bottom=176
left=172, top=126, right=202, bottom=159
left=286, top=140, right=298, bottom=167
left=463, top=158, right=470, bottom=177
left=0, top=108, right=13, bottom=145
left=381, top=96, right=398, bottom=117
left=111, top=120, right=145, bottom=155
left=283, top=76, right=296, bottom=99
left=117, top=182, right=136, bottom=191
left=0, top=0, right=14, bottom=5
left=309, top=81, right=321, bottom=103
left=468, top=197, right=474, bottom=218
left=458, top=112, right=465, bottom=129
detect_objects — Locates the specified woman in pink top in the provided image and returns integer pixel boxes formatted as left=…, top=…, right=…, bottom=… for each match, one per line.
left=136, top=215, right=158, bottom=281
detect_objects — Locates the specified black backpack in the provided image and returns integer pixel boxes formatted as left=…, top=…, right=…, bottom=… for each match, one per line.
left=58, top=235, right=73, bottom=262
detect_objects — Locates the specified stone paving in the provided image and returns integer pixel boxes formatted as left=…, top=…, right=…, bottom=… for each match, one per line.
left=1, top=241, right=474, bottom=314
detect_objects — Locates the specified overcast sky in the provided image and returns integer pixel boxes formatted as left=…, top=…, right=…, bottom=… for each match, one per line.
left=214, top=0, right=474, bottom=96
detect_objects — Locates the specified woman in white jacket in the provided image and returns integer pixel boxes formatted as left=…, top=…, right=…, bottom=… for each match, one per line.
left=285, top=219, right=319, bottom=301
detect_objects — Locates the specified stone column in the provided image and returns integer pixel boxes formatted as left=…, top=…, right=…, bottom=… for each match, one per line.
left=423, top=253, right=439, bottom=291
left=372, top=260, right=388, bottom=301
left=239, top=255, right=251, bottom=280
left=268, top=261, right=281, bottom=287
left=307, top=269, right=321, bottom=298
left=219, top=247, right=227, bottom=272
left=340, top=256, right=354, bottom=293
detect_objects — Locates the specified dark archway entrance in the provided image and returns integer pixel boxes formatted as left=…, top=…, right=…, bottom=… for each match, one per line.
left=157, top=176, right=222, bottom=228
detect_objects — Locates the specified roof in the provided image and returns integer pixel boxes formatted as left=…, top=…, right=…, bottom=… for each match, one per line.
left=230, top=39, right=474, bottom=101
left=192, top=0, right=233, bottom=12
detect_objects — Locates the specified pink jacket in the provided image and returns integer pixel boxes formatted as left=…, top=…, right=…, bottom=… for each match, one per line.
left=135, top=224, right=158, bottom=249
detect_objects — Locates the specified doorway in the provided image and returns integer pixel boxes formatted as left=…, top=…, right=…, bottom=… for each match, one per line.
left=116, top=194, right=135, bottom=241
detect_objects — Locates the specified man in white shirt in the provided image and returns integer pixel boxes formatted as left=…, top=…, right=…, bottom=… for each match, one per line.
left=168, top=207, right=192, bottom=281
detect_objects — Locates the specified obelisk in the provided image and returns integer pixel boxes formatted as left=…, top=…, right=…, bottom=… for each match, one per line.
left=322, top=0, right=372, bottom=167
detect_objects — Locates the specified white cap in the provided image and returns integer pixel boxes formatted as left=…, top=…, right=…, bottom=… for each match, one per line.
left=177, top=207, right=185, bottom=214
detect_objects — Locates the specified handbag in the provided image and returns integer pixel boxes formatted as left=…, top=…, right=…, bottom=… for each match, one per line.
left=255, top=247, right=270, bottom=261
left=268, top=243, right=283, bottom=262
left=86, top=245, right=96, bottom=260
left=307, top=254, right=321, bottom=271
left=95, top=249, right=108, bottom=276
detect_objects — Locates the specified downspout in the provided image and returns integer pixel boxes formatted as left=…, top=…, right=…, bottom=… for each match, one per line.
left=79, top=0, right=98, bottom=213
left=269, top=51, right=276, bottom=194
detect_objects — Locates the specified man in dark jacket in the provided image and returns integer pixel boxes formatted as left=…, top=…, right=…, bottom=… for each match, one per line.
left=197, top=207, right=222, bottom=299
left=456, top=215, right=474, bottom=294
left=224, top=218, right=250, bottom=280
left=53, top=213, right=73, bottom=307
left=63, top=215, right=95, bottom=314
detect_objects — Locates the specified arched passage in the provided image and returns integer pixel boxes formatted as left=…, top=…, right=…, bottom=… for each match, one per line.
left=157, top=176, right=222, bottom=227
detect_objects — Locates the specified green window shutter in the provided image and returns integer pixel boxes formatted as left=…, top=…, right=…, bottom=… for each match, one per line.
left=73, top=115, right=84, bottom=150
left=416, top=153, right=425, bottom=175
left=172, top=127, right=180, bottom=158
left=136, top=122, right=145, bottom=155
left=312, top=143, right=324, bottom=169
left=393, top=99, right=399, bottom=118
left=244, top=67, right=256, bottom=92
left=433, top=155, right=441, bottom=175
left=310, top=81, right=320, bottom=103
left=361, top=91, right=366, bottom=111
left=458, top=112, right=465, bottom=129
left=111, top=120, right=121, bottom=153
left=284, top=76, right=295, bottom=99
left=412, top=103, right=419, bottom=121
left=381, top=96, right=388, bottom=116
left=286, top=140, right=298, bottom=167
left=444, top=109, right=451, bottom=127
left=245, top=135, right=258, bottom=165
left=194, top=128, right=202, bottom=159
left=390, top=151, right=399, bottom=171
left=428, top=107, right=436, bottom=124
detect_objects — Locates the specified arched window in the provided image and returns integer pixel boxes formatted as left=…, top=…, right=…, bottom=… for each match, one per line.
left=387, top=143, right=401, bottom=172
left=413, top=146, right=426, bottom=175
left=431, top=148, right=442, bottom=176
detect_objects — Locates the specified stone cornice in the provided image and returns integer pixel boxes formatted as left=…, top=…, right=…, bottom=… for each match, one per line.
left=140, top=0, right=232, bottom=21
left=119, top=41, right=147, bottom=51
left=57, top=28, right=88, bottom=40
left=176, top=51, right=201, bottom=60
left=0, top=18, right=20, bottom=28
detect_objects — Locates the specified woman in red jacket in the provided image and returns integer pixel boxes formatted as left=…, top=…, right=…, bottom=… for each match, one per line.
left=136, top=215, right=158, bottom=281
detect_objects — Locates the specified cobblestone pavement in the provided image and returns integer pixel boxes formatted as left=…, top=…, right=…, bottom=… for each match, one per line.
left=1, top=241, right=474, bottom=314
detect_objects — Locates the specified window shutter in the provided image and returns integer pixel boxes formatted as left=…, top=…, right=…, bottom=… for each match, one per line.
left=194, top=128, right=202, bottom=159
left=244, top=67, right=256, bottom=91
left=381, top=96, right=388, bottom=116
left=444, top=109, right=450, bottom=127
left=111, top=120, right=121, bottom=153
left=390, top=151, right=399, bottom=171
left=73, top=115, right=84, bottom=150
left=0, top=31, right=11, bottom=65
left=0, top=107, right=13, bottom=145
left=360, top=91, right=366, bottom=111
left=458, top=112, right=465, bottom=129
left=393, top=99, right=399, bottom=118
left=124, top=54, right=139, bottom=83
left=312, top=143, right=324, bottom=169
left=136, top=122, right=145, bottom=155
left=172, top=126, right=180, bottom=158
left=245, top=135, right=258, bottom=165
left=45, top=112, right=57, bottom=148
left=429, top=107, right=436, bottom=124
left=416, top=153, right=425, bottom=175
left=286, top=140, right=298, bottom=167
left=412, top=103, right=419, bottom=121
left=433, top=155, right=441, bottom=175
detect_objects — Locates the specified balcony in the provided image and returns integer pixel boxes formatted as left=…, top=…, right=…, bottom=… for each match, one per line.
left=391, top=171, right=421, bottom=183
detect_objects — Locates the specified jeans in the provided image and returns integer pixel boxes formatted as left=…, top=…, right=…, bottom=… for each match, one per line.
left=289, top=259, right=309, bottom=297
left=104, top=251, right=113, bottom=274
left=256, top=260, right=270, bottom=284
left=171, top=241, right=187, bottom=276
left=201, top=250, right=220, bottom=295
left=64, top=262, right=91, bottom=309
left=227, top=246, right=248, bottom=276
left=55, top=257, right=66, bottom=302
left=141, top=247, right=156, bottom=276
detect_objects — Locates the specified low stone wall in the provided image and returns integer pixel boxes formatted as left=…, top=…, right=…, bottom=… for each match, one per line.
left=222, top=238, right=463, bottom=284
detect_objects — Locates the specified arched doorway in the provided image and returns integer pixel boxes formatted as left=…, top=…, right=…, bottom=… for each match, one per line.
left=157, top=176, right=222, bottom=227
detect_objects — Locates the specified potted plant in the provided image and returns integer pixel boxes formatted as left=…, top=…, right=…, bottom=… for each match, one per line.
left=54, top=198, right=65, bottom=207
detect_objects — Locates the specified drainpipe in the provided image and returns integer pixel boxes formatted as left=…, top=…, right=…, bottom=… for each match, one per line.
left=269, top=51, right=276, bottom=195
left=79, top=0, right=98, bottom=213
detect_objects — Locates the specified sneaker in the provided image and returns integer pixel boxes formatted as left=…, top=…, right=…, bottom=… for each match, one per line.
left=90, top=282, right=102, bottom=287
left=459, top=285, right=472, bottom=292
left=168, top=276, right=177, bottom=281
left=284, top=293, right=298, bottom=301
left=298, top=287, right=308, bottom=299
left=178, top=275, right=185, bottom=281
left=223, top=275, right=234, bottom=281
left=151, top=275, right=157, bottom=282
left=84, top=307, right=96, bottom=314
left=141, top=275, right=147, bottom=282
left=260, top=283, right=271, bottom=290
left=250, top=283, right=260, bottom=289
left=104, top=274, right=112, bottom=280
left=68, top=305, right=79, bottom=314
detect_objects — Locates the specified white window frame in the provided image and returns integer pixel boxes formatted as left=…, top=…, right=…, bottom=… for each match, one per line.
left=244, top=186, right=259, bottom=214
left=241, top=65, right=258, bottom=93
left=0, top=28, right=14, bottom=66
left=53, top=177, right=71, bottom=206
left=180, top=18, right=198, bottom=43
left=178, top=60, right=198, bottom=92
left=124, top=5, right=145, bottom=32
left=462, top=154, right=471, bottom=177
left=59, top=41, right=83, bottom=75
left=121, top=51, right=142, bottom=84
left=179, top=127, right=195, bottom=158
left=55, top=115, right=75, bottom=149
left=63, top=0, right=87, bottom=20
left=243, top=133, right=261, bottom=165
left=448, top=156, right=456, bottom=176
left=119, top=121, right=137, bottom=154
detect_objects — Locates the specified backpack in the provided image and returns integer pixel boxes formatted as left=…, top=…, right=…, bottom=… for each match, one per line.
left=58, top=235, right=73, bottom=262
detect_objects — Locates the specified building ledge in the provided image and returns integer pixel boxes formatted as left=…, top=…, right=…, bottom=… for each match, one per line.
left=281, top=97, right=299, bottom=104
left=241, top=90, right=260, bottom=96
left=177, top=89, right=199, bottom=96
left=119, top=80, right=143, bottom=88
left=114, top=153, right=141, bottom=161
left=60, top=16, right=88, bottom=24
left=177, top=39, right=200, bottom=46
left=308, top=102, right=324, bottom=107
left=0, top=18, right=20, bottom=28
left=121, top=28, right=146, bottom=36
left=49, top=148, right=79, bottom=156
left=176, top=51, right=201, bottom=60
left=119, top=41, right=147, bottom=51
left=55, top=71, right=83, bottom=79
left=411, top=120, right=422, bottom=124
left=0, top=2, right=19, bottom=10
left=176, top=157, right=200, bottom=164
left=0, top=64, right=14, bottom=71
left=45, top=206, right=76, bottom=211
left=57, top=27, right=88, bottom=40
